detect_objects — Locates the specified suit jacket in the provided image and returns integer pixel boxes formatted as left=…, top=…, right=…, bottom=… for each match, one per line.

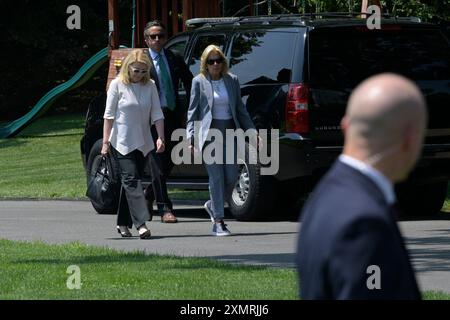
left=149, top=48, right=193, bottom=123
left=186, top=72, right=256, bottom=150
left=297, top=160, right=421, bottom=300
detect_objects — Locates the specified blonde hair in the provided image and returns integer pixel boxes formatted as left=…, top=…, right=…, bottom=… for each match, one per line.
left=119, top=49, right=151, bottom=85
left=200, top=45, right=229, bottom=77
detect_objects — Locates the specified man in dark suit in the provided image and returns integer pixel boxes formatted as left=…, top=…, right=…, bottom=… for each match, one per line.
left=297, top=73, right=427, bottom=299
left=144, top=20, right=193, bottom=223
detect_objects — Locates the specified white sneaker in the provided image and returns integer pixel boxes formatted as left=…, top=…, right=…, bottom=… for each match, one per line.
left=204, top=200, right=215, bottom=222
left=212, top=221, right=231, bottom=237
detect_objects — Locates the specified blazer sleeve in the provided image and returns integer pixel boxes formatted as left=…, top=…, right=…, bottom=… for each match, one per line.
left=328, top=216, right=420, bottom=300
left=233, top=75, right=256, bottom=131
left=186, top=77, right=200, bottom=142
left=150, top=82, right=164, bottom=124
left=104, top=79, right=119, bottom=120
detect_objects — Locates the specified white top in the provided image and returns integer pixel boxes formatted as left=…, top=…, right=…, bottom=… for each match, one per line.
left=104, top=78, right=164, bottom=156
left=149, top=49, right=173, bottom=108
left=211, top=79, right=232, bottom=120
left=339, top=154, right=396, bottom=205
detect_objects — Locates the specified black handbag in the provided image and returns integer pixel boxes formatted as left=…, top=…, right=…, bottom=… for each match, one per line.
left=86, top=155, right=120, bottom=212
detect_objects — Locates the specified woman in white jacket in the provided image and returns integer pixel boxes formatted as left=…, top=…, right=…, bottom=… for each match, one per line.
left=102, top=49, right=165, bottom=239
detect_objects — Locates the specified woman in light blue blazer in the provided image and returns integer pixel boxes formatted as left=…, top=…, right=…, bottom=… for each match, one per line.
left=186, top=45, right=258, bottom=236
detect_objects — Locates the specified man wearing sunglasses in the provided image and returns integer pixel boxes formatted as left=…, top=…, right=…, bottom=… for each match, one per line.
left=144, top=20, right=193, bottom=223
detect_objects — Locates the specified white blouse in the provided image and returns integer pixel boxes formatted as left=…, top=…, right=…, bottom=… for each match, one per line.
left=211, top=78, right=232, bottom=120
left=104, top=78, right=164, bottom=156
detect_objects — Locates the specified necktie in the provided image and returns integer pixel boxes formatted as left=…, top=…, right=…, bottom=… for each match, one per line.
left=156, top=54, right=176, bottom=110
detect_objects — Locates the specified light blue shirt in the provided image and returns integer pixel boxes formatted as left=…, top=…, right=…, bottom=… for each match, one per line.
left=339, top=154, right=396, bottom=205
left=149, top=49, right=174, bottom=109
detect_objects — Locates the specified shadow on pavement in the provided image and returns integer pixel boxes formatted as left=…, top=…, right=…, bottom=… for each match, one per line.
left=12, top=254, right=296, bottom=269
left=406, top=234, right=450, bottom=273
left=170, top=206, right=301, bottom=222
left=212, top=253, right=296, bottom=268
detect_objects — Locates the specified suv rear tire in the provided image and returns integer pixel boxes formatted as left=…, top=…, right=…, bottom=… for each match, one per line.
left=228, top=143, right=275, bottom=221
left=86, top=139, right=120, bottom=215
left=396, top=181, right=448, bottom=217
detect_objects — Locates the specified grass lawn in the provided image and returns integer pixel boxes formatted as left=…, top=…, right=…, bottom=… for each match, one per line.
left=0, top=114, right=86, bottom=199
left=1, top=114, right=450, bottom=300
left=0, top=239, right=449, bottom=300
left=0, top=239, right=297, bottom=300
left=438, top=182, right=450, bottom=212
left=0, top=114, right=208, bottom=200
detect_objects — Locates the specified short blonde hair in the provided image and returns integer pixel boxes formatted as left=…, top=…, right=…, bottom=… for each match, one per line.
left=200, top=45, right=229, bottom=77
left=119, top=49, right=151, bottom=85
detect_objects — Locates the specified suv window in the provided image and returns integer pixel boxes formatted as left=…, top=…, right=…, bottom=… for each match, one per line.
left=229, top=31, right=296, bottom=84
left=166, top=35, right=190, bottom=91
left=309, top=27, right=450, bottom=88
left=189, top=34, right=226, bottom=75
left=167, top=39, right=188, bottom=57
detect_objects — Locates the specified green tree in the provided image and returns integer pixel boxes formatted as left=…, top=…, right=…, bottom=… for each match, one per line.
left=0, top=0, right=109, bottom=120
left=223, top=1, right=449, bottom=20
left=295, top=0, right=449, bottom=20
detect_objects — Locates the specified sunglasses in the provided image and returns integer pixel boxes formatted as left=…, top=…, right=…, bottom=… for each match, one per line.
left=207, top=57, right=224, bottom=65
left=129, top=67, right=148, bottom=74
left=147, top=33, right=166, bottom=40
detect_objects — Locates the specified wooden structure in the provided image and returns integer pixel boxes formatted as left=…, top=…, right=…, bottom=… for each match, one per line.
left=106, top=0, right=384, bottom=87
left=108, top=0, right=220, bottom=50
left=361, top=0, right=382, bottom=17
left=108, top=1, right=382, bottom=50
left=361, top=0, right=382, bottom=11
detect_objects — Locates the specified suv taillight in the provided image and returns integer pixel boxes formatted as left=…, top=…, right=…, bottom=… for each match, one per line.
left=285, top=83, right=310, bottom=134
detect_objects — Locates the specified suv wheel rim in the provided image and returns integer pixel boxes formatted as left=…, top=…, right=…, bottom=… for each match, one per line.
left=232, top=163, right=250, bottom=206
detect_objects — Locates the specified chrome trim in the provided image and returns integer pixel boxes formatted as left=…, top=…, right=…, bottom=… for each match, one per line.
left=166, top=181, right=209, bottom=190
left=315, top=146, right=343, bottom=151
left=423, top=144, right=450, bottom=151
left=424, top=152, right=450, bottom=159
left=279, top=133, right=310, bottom=141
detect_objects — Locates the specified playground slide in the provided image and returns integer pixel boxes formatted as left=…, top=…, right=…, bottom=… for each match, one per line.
left=0, top=47, right=109, bottom=138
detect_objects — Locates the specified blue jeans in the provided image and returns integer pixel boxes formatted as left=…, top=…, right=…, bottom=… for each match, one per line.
left=204, top=119, right=238, bottom=220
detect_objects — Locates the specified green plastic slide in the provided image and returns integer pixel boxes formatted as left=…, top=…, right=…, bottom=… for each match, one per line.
left=0, top=47, right=109, bottom=138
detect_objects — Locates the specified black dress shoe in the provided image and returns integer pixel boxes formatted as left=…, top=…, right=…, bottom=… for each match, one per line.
left=117, top=226, right=132, bottom=237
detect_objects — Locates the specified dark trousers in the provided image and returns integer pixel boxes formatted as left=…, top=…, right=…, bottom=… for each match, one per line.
left=111, top=147, right=149, bottom=229
left=146, top=108, right=178, bottom=210
left=146, top=149, right=170, bottom=213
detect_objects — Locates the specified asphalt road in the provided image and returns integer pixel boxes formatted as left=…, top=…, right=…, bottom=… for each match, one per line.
left=1, top=200, right=450, bottom=294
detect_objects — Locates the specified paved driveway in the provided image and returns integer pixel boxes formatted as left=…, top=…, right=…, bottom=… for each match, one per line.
left=1, top=200, right=450, bottom=293
left=0, top=200, right=297, bottom=268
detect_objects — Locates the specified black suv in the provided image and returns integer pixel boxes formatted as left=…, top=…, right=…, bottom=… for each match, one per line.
left=81, top=14, right=450, bottom=220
